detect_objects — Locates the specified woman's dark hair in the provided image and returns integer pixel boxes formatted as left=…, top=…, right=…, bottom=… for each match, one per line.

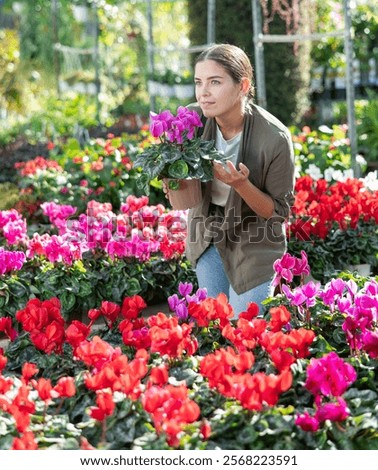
left=195, top=44, right=255, bottom=101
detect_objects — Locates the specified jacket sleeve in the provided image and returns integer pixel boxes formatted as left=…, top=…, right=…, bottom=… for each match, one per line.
left=264, top=130, right=295, bottom=219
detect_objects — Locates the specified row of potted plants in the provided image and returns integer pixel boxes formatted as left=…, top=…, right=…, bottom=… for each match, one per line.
left=147, top=70, right=194, bottom=99
left=2, top=171, right=376, bottom=323
left=0, top=111, right=377, bottom=450
left=288, top=174, right=378, bottom=282
left=0, top=196, right=195, bottom=322
left=0, top=250, right=377, bottom=450
left=1, top=111, right=377, bottom=292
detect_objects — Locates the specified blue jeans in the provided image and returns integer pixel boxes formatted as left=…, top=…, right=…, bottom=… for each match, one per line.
left=195, top=245, right=272, bottom=318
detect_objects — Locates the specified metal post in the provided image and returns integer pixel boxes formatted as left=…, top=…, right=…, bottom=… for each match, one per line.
left=147, top=0, right=156, bottom=112
left=93, top=4, right=101, bottom=123
left=251, top=0, right=267, bottom=108
left=343, top=0, right=358, bottom=177
left=51, top=0, right=60, bottom=96
left=207, top=0, right=216, bottom=44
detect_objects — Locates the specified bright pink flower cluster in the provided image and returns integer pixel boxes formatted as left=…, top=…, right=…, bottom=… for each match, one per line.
left=0, top=209, right=27, bottom=245
left=40, top=201, right=77, bottom=232
left=20, top=195, right=187, bottom=265
left=305, top=351, right=357, bottom=397
left=149, top=106, right=203, bottom=144
left=276, top=251, right=378, bottom=357
left=0, top=247, right=26, bottom=275
left=320, top=278, right=378, bottom=358
left=296, top=352, right=356, bottom=432
left=272, top=250, right=311, bottom=286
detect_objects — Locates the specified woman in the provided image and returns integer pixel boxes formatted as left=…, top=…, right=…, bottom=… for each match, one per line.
left=185, top=43, right=295, bottom=317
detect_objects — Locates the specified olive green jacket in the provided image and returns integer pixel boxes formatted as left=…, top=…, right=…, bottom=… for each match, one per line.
left=185, top=102, right=295, bottom=294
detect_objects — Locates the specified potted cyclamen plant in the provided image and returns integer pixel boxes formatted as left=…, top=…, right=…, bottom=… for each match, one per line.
left=133, top=106, right=229, bottom=210
left=326, top=219, right=378, bottom=276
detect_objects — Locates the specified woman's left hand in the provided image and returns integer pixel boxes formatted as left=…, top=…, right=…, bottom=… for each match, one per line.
left=213, top=161, right=250, bottom=189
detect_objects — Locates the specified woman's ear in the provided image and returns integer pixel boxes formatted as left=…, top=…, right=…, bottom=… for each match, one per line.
left=240, top=77, right=251, bottom=95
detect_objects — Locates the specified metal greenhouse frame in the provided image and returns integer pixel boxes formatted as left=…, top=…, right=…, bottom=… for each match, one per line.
left=251, top=0, right=359, bottom=175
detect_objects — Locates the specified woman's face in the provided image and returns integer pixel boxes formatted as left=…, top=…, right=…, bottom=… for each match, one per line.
left=194, top=59, right=244, bottom=119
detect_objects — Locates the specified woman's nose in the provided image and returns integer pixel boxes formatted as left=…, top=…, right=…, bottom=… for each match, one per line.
left=199, top=84, right=209, bottom=96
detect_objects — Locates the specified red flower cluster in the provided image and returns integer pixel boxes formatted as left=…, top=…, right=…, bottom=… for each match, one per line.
left=148, top=312, right=198, bottom=357
left=142, top=384, right=200, bottom=447
left=201, top=305, right=315, bottom=411
left=289, top=175, right=378, bottom=240
left=89, top=391, right=115, bottom=421
left=5, top=293, right=317, bottom=448
left=76, top=337, right=148, bottom=400
left=0, top=360, right=75, bottom=449
left=188, top=293, right=234, bottom=328
left=0, top=317, right=18, bottom=341
left=16, top=297, right=65, bottom=354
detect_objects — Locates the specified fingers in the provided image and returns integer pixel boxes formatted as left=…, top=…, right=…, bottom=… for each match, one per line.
left=213, top=161, right=249, bottom=183
left=238, top=162, right=250, bottom=177
left=227, top=161, right=235, bottom=168
left=212, top=161, right=227, bottom=179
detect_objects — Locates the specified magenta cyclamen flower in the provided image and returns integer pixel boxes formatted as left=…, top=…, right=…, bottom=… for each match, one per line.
left=304, top=351, right=357, bottom=397
left=134, top=106, right=228, bottom=195
left=40, top=202, right=77, bottom=232
left=168, top=284, right=208, bottom=321
left=272, top=253, right=296, bottom=285
left=292, top=250, right=311, bottom=277
left=0, top=209, right=28, bottom=245
left=282, top=280, right=321, bottom=308
left=0, top=248, right=26, bottom=275
left=186, top=288, right=208, bottom=304
left=295, top=412, right=320, bottom=432
left=149, top=107, right=202, bottom=144
left=361, top=330, right=378, bottom=359
left=315, top=397, right=349, bottom=423
left=149, top=110, right=174, bottom=138
left=272, top=251, right=312, bottom=287
left=178, top=282, right=193, bottom=297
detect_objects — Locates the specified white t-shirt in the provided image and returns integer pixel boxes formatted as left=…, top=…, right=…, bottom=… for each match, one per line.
left=211, top=125, right=242, bottom=207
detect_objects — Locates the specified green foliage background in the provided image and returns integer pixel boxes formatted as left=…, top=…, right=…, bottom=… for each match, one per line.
left=0, top=0, right=377, bottom=138
left=187, top=0, right=311, bottom=125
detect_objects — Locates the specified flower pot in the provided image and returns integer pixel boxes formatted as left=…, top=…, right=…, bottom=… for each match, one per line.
left=164, top=178, right=202, bottom=210
left=347, top=263, right=371, bottom=277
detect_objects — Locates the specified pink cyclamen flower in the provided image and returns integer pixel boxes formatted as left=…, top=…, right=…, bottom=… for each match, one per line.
left=149, top=110, right=174, bottom=138
left=361, top=330, right=378, bottom=359
left=315, top=397, right=349, bottom=423
left=0, top=248, right=26, bottom=275
left=292, top=250, right=311, bottom=277
left=304, top=351, right=357, bottom=397
left=295, top=412, right=320, bottom=432
left=272, top=252, right=297, bottom=286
